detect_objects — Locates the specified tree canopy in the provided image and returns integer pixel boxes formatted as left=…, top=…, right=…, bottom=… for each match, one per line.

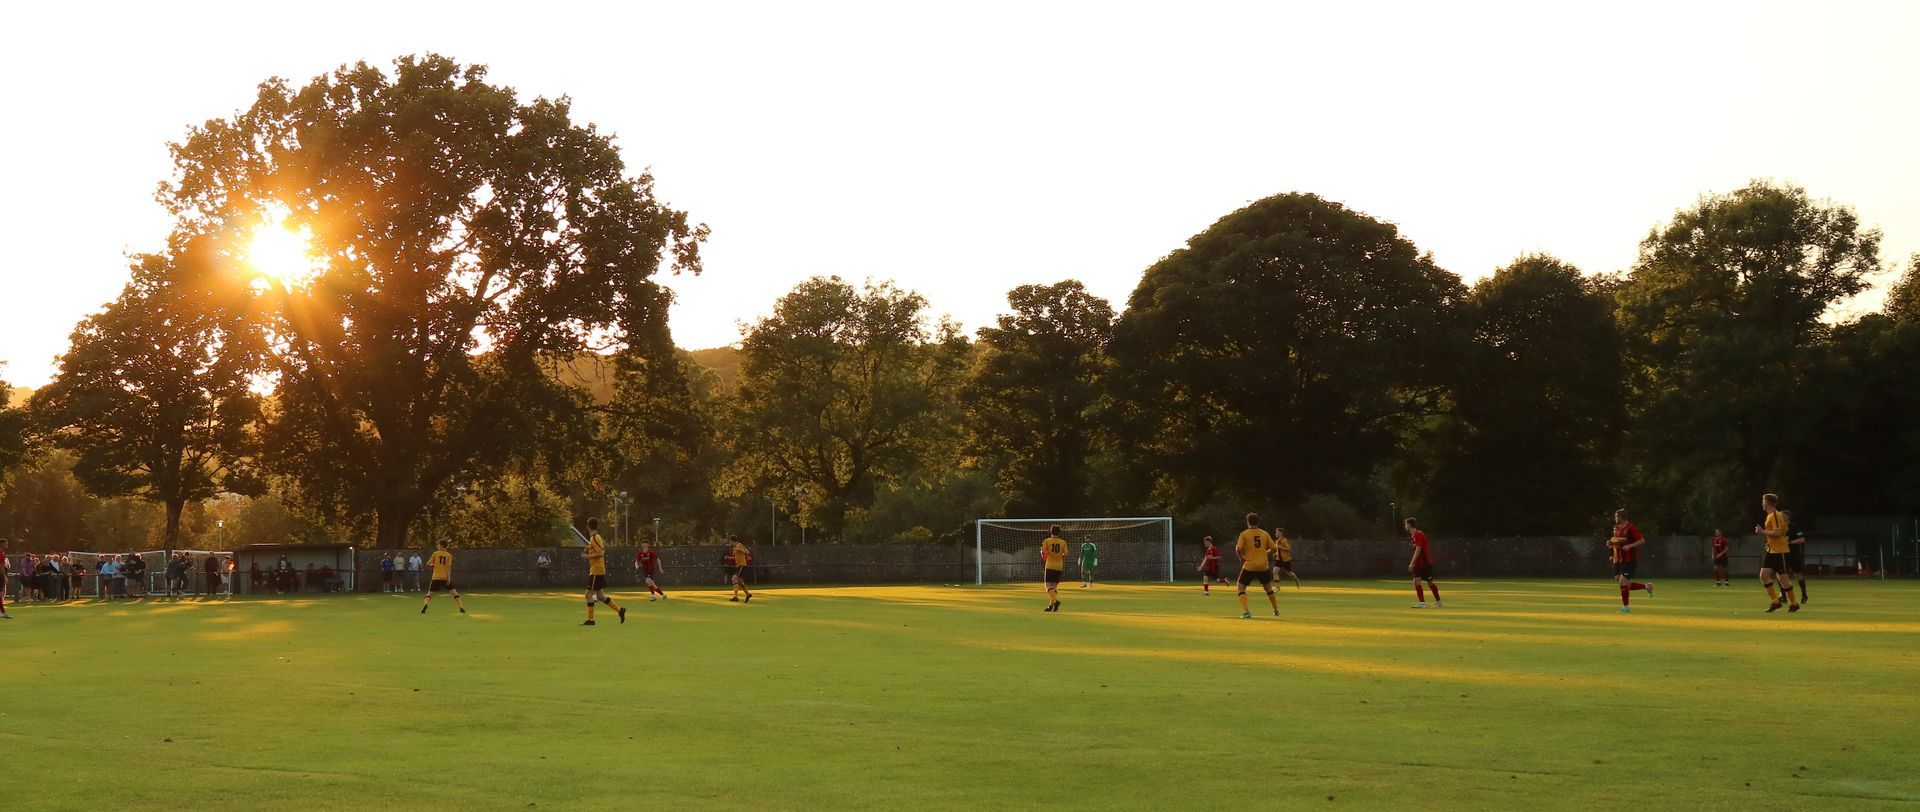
left=158, top=55, right=705, bottom=547
left=1107, top=192, right=1465, bottom=512
left=722, top=276, right=965, bottom=537
left=31, top=250, right=262, bottom=548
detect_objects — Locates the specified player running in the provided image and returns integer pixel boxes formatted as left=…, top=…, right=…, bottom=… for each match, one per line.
left=1234, top=513, right=1280, bottom=619
left=1710, top=529, right=1731, bottom=586
left=419, top=540, right=468, bottom=615
left=1755, top=494, right=1800, bottom=613
left=1271, top=526, right=1302, bottom=589
left=1041, top=525, right=1067, bottom=611
left=1608, top=509, right=1653, bottom=613
left=581, top=518, right=627, bottom=626
left=1782, top=510, right=1808, bottom=605
left=728, top=536, right=755, bottom=603
left=1198, top=536, right=1223, bottom=594
left=1405, top=518, right=1442, bottom=609
left=634, top=541, right=667, bottom=601
left=1078, top=537, right=1098, bottom=588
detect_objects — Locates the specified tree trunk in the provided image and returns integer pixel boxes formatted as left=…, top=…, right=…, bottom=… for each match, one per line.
left=377, top=500, right=418, bottom=549
left=164, top=498, right=185, bottom=552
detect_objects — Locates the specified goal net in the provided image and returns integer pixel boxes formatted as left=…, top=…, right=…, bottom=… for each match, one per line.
left=974, top=517, right=1173, bottom=585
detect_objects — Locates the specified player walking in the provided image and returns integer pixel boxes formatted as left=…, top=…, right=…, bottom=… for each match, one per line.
left=1198, top=536, right=1222, bottom=594
left=1609, top=509, right=1653, bottom=613
left=581, top=518, right=627, bottom=626
left=1234, top=513, right=1280, bottom=619
left=1271, top=527, right=1302, bottom=589
left=1710, top=529, right=1731, bottom=586
left=1040, top=526, right=1067, bottom=611
left=1756, top=494, right=1800, bottom=613
left=419, top=540, right=468, bottom=615
left=1078, top=537, right=1098, bottom=588
left=635, top=541, right=667, bottom=601
left=1782, top=510, right=1808, bottom=605
left=1405, top=518, right=1442, bottom=609
left=728, top=536, right=755, bottom=603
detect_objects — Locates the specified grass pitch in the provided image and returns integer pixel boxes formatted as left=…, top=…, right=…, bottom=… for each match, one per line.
left=3, top=578, right=1917, bottom=810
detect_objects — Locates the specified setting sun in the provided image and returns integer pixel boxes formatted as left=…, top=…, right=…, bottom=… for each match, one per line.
left=243, top=217, right=320, bottom=289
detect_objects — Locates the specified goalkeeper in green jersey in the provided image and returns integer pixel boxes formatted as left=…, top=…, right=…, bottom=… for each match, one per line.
left=1078, top=538, right=1099, bottom=588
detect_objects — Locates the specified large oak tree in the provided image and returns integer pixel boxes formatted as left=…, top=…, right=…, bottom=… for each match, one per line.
left=1616, top=180, right=1879, bottom=527
left=963, top=281, right=1115, bottom=515
left=1106, top=193, right=1466, bottom=511
left=721, top=276, right=964, bottom=538
left=32, top=251, right=262, bottom=548
left=159, top=55, right=705, bottom=547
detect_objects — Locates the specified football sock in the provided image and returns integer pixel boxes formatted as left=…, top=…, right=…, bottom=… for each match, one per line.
left=1620, top=587, right=1630, bottom=606
left=1765, top=583, right=1778, bottom=601
left=1427, top=582, right=1440, bottom=601
left=1415, top=583, right=1426, bottom=602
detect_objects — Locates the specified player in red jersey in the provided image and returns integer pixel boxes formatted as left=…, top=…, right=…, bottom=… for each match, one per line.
left=634, top=541, right=667, bottom=602
left=1609, top=509, right=1653, bottom=613
left=1709, top=529, right=1731, bottom=586
left=1197, top=536, right=1222, bottom=594
left=1405, top=518, right=1441, bottom=609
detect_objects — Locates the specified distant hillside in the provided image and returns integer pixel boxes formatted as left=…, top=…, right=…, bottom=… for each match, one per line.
left=687, top=347, right=741, bottom=392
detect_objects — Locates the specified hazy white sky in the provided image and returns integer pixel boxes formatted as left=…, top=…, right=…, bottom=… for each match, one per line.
left=3, top=1, right=1916, bottom=387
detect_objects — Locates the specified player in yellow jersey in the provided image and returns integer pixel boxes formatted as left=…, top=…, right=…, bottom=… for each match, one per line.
left=581, top=518, right=627, bottom=626
left=1754, top=493, right=1800, bottom=613
left=1040, top=525, right=1068, bottom=611
left=1234, top=513, right=1280, bottom=619
left=418, top=540, right=467, bottom=615
left=728, top=536, right=755, bottom=603
left=1271, top=526, right=1302, bottom=589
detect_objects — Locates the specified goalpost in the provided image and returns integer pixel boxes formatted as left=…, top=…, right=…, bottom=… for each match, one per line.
left=973, top=517, right=1173, bottom=585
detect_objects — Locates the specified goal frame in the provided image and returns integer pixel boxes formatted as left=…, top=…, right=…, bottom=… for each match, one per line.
left=973, top=516, right=1174, bottom=585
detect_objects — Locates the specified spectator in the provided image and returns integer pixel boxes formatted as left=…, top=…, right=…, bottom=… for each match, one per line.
left=304, top=562, right=317, bottom=592
left=380, top=552, right=396, bottom=593
left=406, top=552, right=424, bottom=592
left=248, top=561, right=264, bottom=595
left=0, top=543, right=11, bottom=618
left=274, top=555, right=295, bottom=594
left=113, top=554, right=129, bottom=597
left=225, top=557, right=236, bottom=594
left=535, top=552, right=552, bottom=586
left=721, top=544, right=735, bottom=585
left=59, top=557, right=75, bottom=600
left=98, top=556, right=118, bottom=598
left=125, top=554, right=147, bottom=597
left=204, top=555, right=220, bottom=595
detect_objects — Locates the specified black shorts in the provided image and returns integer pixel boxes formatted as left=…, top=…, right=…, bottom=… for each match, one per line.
left=1203, top=563, right=1221, bottom=576
left=1237, top=568, right=1273, bottom=587
left=1276, top=560, right=1295, bottom=573
left=382, top=571, right=394, bottom=582
left=587, top=574, right=608, bottom=591
left=1713, top=556, right=1729, bottom=567
left=1412, top=564, right=1434, bottom=580
left=731, top=566, right=749, bottom=580
left=1044, top=568, right=1063, bottom=585
left=1785, top=545, right=1805, bottom=572
left=641, top=568, right=661, bottom=581
left=1613, top=562, right=1636, bottom=578
left=1762, top=552, right=1790, bottom=574
left=429, top=579, right=455, bottom=593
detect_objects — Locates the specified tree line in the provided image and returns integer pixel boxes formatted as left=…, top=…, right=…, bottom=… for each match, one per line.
left=2, top=55, right=1917, bottom=552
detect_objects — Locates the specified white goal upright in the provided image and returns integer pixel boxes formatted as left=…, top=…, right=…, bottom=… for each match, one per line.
left=974, top=517, right=1173, bottom=585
